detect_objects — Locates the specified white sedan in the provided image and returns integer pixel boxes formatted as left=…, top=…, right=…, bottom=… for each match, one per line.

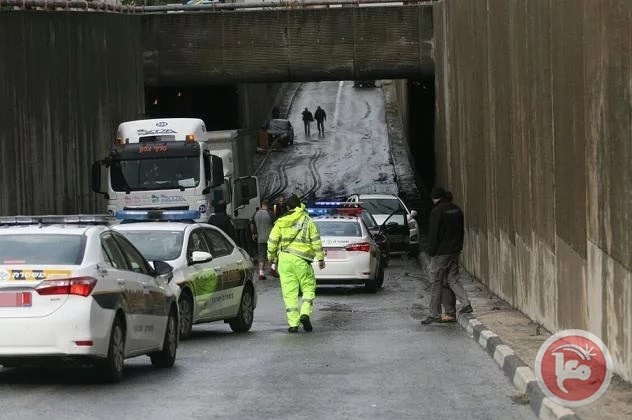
left=0, top=215, right=180, bottom=382
left=310, top=213, right=384, bottom=292
left=112, top=210, right=257, bottom=339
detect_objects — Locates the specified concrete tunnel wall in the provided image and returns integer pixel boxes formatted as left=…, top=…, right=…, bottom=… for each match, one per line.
left=434, top=0, right=632, bottom=381
left=0, top=12, right=145, bottom=215
left=0, top=12, right=281, bottom=215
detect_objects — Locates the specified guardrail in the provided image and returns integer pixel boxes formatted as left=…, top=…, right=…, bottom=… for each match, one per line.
left=0, top=0, right=432, bottom=13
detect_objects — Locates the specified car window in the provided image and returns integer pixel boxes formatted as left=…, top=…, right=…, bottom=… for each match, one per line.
left=187, top=229, right=211, bottom=258
left=202, top=228, right=234, bottom=257
left=116, top=230, right=184, bottom=261
left=361, top=198, right=403, bottom=214
left=113, top=234, right=151, bottom=275
left=314, top=221, right=362, bottom=237
left=101, top=233, right=129, bottom=270
left=360, top=211, right=377, bottom=229
left=0, top=234, right=85, bottom=265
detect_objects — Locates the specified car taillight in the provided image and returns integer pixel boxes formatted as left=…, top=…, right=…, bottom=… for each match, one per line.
left=345, top=242, right=371, bottom=252
left=36, top=277, right=97, bottom=297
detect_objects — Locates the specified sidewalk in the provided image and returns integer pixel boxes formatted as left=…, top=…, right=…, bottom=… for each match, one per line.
left=417, top=252, right=632, bottom=420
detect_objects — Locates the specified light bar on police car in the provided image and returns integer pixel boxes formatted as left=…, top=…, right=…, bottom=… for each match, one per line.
left=0, top=215, right=114, bottom=226
left=115, top=209, right=201, bottom=221
left=307, top=201, right=364, bottom=217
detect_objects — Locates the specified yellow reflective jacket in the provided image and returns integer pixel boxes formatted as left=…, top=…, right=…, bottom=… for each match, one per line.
left=267, top=204, right=324, bottom=263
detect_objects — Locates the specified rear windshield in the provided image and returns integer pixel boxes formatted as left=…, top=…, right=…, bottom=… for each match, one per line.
left=361, top=198, right=404, bottom=214
left=314, top=221, right=362, bottom=237
left=0, top=234, right=85, bottom=265
left=117, top=230, right=184, bottom=261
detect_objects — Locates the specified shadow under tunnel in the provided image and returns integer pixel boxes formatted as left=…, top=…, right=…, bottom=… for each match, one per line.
left=145, top=86, right=240, bottom=130
left=406, top=76, right=436, bottom=236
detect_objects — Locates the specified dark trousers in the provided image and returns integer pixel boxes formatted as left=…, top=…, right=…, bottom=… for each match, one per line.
left=428, top=253, right=471, bottom=317
left=316, top=120, right=324, bottom=134
left=304, top=121, right=311, bottom=135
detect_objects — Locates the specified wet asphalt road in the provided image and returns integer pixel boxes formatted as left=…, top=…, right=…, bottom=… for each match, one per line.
left=0, top=257, right=535, bottom=420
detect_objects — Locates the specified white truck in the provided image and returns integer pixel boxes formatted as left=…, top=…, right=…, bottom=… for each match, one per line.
left=91, top=118, right=261, bottom=227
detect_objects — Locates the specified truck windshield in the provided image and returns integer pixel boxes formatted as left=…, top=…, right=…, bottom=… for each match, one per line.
left=110, top=157, right=200, bottom=192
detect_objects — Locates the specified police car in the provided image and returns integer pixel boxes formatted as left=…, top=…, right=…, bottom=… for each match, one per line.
left=0, top=215, right=180, bottom=382
left=112, top=210, right=257, bottom=339
left=307, top=203, right=385, bottom=292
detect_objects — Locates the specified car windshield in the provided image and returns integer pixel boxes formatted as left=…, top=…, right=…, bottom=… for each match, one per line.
left=110, top=156, right=200, bottom=192
left=314, top=221, right=362, bottom=237
left=267, top=119, right=291, bottom=131
left=360, top=198, right=404, bottom=214
left=0, top=234, right=85, bottom=265
left=117, top=230, right=184, bottom=261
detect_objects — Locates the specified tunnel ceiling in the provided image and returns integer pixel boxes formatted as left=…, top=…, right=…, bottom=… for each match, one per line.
left=142, top=5, right=435, bottom=86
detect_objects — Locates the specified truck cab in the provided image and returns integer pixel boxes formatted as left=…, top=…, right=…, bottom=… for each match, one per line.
left=91, top=118, right=260, bottom=229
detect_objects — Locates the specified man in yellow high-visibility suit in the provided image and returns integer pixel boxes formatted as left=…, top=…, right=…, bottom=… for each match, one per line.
left=267, top=194, right=325, bottom=333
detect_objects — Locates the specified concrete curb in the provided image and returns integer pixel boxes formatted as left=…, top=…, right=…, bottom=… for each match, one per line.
left=456, top=314, right=580, bottom=420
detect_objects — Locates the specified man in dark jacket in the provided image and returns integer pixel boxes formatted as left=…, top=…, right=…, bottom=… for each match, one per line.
left=421, top=187, right=472, bottom=325
left=314, top=106, right=326, bottom=136
left=208, top=200, right=237, bottom=241
left=301, top=108, right=313, bottom=136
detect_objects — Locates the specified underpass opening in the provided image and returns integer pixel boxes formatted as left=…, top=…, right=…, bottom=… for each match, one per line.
left=144, top=86, right=239, bottom=130
left=406, top=75, right=436, bottom=234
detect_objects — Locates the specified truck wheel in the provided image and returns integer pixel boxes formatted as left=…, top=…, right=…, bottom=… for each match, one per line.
left=228, top=285, right=254, bottom=333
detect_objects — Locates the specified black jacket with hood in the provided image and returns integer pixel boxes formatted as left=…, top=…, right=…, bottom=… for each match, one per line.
left=427, top=197, right=464, bottom=257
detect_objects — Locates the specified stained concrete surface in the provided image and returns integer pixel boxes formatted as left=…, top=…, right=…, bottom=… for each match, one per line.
left=0, top=258, right=536, bottom=420
left=433, top=0, right=632, bottom=381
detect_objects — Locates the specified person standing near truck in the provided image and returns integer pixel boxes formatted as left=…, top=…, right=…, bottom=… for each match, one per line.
left=208, top=200, right=237, bottom=242
left=251, top=199, right=274, bottom=280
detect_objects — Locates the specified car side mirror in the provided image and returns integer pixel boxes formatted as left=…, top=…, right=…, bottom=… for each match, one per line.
left=189, top=251, right=213, bottom=265
left=410, top=210, right=418, bottom=218
left=153, top=260, right=174, bottom=282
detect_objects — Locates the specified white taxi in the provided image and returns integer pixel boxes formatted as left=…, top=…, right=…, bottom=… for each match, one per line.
left=0, top=215, right=180, bottom=382
left=307, top=203, right=384, bottom=292
left=112, top=210, right=257, bottom=339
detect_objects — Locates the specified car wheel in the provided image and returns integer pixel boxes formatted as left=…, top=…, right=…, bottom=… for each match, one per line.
left=150, top=307, right=178, bottom=369
left=178, top=292, right=194, bottom=340
left=376, top=263, right=385, bottom=289
left=99, top=315, right=126, bottom=383
left=365, top=271, right=379, bottom=293
left=228, top=285, right=254, bottom=333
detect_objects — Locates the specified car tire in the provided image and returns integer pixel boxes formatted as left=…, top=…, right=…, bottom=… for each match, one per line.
left=150, top=307, right=178, bottom=369
left=178, top=292, right=194, bottom=340
left=376, top=263, right=385, bottom=289
left=99, top=315, right=126, bottom=383
left=228, top=285, right=254, bottom=333
left=365, top=271, right=379, bottom=293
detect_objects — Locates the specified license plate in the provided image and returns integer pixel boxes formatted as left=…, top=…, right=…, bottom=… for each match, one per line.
left=324, top=248, right=345, bottom=259
left=0, top=292, right=32, bottom=307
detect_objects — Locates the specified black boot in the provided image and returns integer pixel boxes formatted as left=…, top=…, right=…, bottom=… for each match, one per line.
left=421, top=316, right=441, bottom=325
left=288, top=326, right=299, bottom=333
left=299, top=315, right=313, bottom=332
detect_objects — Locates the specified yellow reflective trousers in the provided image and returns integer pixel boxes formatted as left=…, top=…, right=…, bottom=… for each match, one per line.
left=278, top=252, right=316, bottom=327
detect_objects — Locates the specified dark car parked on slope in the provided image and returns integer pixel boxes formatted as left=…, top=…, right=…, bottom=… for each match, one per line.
left=264, top=119, right=294, bottom=147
